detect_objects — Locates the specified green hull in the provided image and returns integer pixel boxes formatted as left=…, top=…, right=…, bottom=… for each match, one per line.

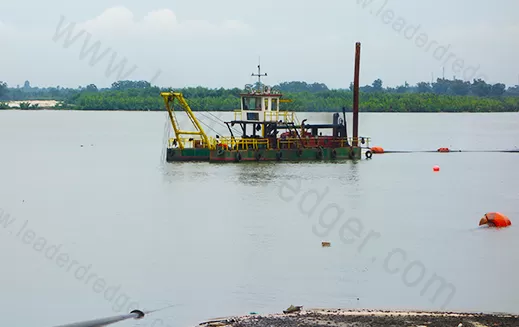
left=166, top=147, right=369, bottom=163
left=166, top=148, right=210, bottom=162
left=210, top=147, right=363, bottom=162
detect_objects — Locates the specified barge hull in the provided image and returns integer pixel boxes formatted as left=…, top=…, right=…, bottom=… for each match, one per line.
left=166, top=148, right=210, bottom=162
left=209, top=147, right=362, bottom=162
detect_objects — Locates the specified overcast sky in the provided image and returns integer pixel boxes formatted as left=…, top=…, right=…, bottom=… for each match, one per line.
left=1, top=0, right=518, bottom=89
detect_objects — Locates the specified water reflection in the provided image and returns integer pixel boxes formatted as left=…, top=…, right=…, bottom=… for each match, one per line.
left=232, top=160, right=360, bottom=186
left=340, top=160, right=360, bottom=184
left=234, top=162, right=280, bottom=186
left=158, top=158, right=364, bottom=188
left=159, top=161, right=212, bottom=184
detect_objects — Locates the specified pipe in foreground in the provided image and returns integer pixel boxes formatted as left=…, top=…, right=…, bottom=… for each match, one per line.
left=53, top=309, right=145, bottom=327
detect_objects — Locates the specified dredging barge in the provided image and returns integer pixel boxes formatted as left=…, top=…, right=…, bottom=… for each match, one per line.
left=163, top=42, right=372, bottom=163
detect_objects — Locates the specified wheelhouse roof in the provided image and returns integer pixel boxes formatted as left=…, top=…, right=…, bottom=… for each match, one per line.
left=239, top=93, right=283, bottom=97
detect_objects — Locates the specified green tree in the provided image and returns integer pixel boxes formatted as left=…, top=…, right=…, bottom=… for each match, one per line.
left=85, top=84, right=98, bottom=92
left=371, top=79, right=383, bottom=92
left=470, top=79, right=491, bottom=96
left=0, top=81, right=7, bottom=99
left=416, top=82, right=432, bottom=93
left=396, top=82, right=409, bottom=93
left=111, top=80, right=151, bottom=90
left=490, top=83, right=505, bottom=96
left=505, top=85, right=519, bottom=96
left=449, top=79, right=470, bottom=96
left=432, top=78, right=449, bottom=94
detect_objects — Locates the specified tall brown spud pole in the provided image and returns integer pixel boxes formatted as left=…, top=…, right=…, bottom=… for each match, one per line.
left=352, top=42, right=360, bottom=147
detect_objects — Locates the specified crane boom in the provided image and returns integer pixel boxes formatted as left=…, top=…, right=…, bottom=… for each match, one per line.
left=160, top=92, right=214, bottom=150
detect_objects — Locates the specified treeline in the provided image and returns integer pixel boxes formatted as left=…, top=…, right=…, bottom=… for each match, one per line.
left=1, top=79, right=519, bottom=112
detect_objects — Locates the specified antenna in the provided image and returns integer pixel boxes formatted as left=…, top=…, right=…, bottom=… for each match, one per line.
left=251, top=57, right=267, bottom=91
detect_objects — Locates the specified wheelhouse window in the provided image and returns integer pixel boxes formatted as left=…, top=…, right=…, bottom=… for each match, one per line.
left=271, top=98, right=279, bottom=111
left=242, top=97, right=261, bottom=110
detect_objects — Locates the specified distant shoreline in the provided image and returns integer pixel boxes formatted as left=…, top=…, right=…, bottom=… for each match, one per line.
left=1, top=108, right=517, bottom=113
left=3, top=78, right=519, bottom=112
left=1, top=100, right=518, bottom=113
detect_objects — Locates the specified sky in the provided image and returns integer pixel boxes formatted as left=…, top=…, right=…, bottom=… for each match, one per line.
left=1, top=0, right=518, bottom=89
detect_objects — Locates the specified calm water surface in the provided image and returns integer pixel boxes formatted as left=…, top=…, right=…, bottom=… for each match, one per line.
left=0, top=110, right=518, bottom=327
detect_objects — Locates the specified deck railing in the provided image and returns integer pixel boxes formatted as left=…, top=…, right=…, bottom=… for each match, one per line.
left=233, top=110, right=295, bottom=123
left=216, top=137, right=269, bottom=150
left=264, top=111, right=296, bottom=123
left=277, top=136, right=371, bottom=149
left=168, top=137, right=217, bottom=149
left=169, top=136, right=370, bottom=150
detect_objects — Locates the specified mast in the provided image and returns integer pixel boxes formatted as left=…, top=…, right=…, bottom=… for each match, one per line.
left=251, top=60, right=267, bottom=92
left=352, top=42, right=360, bottom=147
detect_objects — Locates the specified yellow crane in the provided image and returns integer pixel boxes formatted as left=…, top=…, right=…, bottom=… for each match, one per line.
left=160, top=91, right=216, bottom=150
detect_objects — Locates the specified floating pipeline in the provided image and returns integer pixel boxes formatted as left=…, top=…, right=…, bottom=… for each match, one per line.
left=52, top=305, right=176, bottom=327
left=53, top=310, right=145, bottom=327
left=369, top=146, right=519, bottom=154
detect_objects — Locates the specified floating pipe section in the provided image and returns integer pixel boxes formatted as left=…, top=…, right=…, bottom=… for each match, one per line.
left=53, top=310, right=145, bottom=327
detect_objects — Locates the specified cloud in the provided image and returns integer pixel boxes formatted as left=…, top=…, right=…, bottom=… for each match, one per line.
left=37, top=6, right=255, bottom=88
left=77, top=6, right=252, bottom=39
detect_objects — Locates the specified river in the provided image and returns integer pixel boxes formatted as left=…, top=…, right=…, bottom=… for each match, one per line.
left=0, top=110, right=517, bottom=327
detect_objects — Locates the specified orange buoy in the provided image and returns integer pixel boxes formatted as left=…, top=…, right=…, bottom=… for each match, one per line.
left=433, top=165, right=440, bottom=171
left=437, top=147, right=450, bottom=153
left=371, top=146, right=384, bottom=154
left=479, top=212, right=511, bottom=228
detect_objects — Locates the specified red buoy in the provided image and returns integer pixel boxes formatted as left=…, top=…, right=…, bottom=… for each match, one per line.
left=433, top=165, right=440, bottom=172
left=479, top=212, right=511, bottom=228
